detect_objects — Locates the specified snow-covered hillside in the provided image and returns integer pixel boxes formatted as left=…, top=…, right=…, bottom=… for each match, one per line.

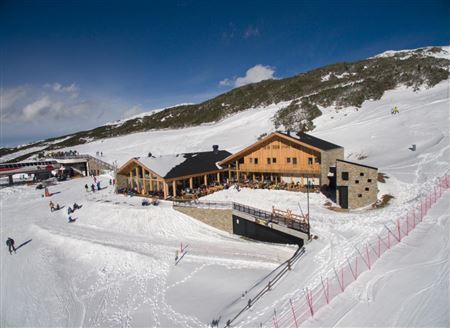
left=1, top=79, right=449, bottom=327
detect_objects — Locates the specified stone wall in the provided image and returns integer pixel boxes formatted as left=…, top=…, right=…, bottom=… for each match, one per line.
left=336, top=160, right=378, bottom=209
left=320, top=147, right=344, bottom=186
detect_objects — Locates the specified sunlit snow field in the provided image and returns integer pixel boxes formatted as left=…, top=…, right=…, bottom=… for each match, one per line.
left=1, top=80, right=449, bottom=327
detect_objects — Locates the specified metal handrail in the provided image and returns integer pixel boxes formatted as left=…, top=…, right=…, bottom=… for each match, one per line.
left=232, top=202, right=310, bottom=235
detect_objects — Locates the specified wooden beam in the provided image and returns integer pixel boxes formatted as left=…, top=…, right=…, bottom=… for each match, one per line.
left=172, top=180, right=177, bottom=197
left=163, top=182, right=169, bottom=199
left=189, top=177, right=193, bottom=189
left=204, top=174, right=207, bottom=186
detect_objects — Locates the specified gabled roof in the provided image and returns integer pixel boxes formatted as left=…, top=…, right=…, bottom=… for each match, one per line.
left=120, top=150, right=231, bottom=180
left=278, top=132, right=342, bottom=151
left=219, top=131, right=342, bottom=165
left=336, top=159, right=378, bottom=170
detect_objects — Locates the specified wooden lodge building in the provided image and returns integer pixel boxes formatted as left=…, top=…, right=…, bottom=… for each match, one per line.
left=116, top=132, right=378, bottom=209
left=219, top=131, right=344, bottom=187
left=115, top=146, right=231, bottom=199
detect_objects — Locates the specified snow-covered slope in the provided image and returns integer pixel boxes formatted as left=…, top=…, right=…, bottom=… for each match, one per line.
left=1, top=78, right=448, bottom=327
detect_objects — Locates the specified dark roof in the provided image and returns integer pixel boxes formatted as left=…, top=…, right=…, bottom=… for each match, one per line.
left=278, top=131, right=342, bottom=150
left=336, top=159, right=378, bottom=170
left=165, top=150, right=231, bottom=179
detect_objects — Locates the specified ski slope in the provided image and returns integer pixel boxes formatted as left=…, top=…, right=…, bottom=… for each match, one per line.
left=1, top=79, right=449, bottom=327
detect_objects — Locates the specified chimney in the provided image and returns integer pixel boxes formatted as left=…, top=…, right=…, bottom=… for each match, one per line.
left=212, top=145, right=219, bottom=154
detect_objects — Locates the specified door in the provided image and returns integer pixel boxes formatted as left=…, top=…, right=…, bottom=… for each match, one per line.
left=339, top=186, right=348, bottom=209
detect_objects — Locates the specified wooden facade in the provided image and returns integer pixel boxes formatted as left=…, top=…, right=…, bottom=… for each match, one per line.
left=116, top=155, right=228, bottom=199
left=219, top=132, right=335, bottom=186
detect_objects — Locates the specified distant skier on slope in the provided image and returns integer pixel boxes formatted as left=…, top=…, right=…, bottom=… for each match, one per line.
left=84, top=184, right=89, bottom=192
left=6, top=237, right=16, bottom=255
left=49, top=201, right=55, bottom=212
left=391, top=106, right=399, bottom=115
left=68, top=216, right=77, bottom=223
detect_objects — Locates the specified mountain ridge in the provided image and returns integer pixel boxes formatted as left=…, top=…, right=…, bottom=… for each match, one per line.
left=1, top=45, right=449, bottom=162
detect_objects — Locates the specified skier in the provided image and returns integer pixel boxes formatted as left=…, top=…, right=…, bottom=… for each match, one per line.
left=49, top=201, right=55, bottom=212
left=91, top=184, right=95, bottom=192
left=109, top=179, right=112, bottom=185
left=68, top=216, right=77, bottom=223
left=67, top=206, right=73, bottom=215
left=6, top=237, right=16, bottom=254
left=84, top=184, right=89, bottom=192
left=73, top=203, right=81, bottom=210
left=93, top=175, right=97, bottom=184
left=97, top=181, right=101, bottom=190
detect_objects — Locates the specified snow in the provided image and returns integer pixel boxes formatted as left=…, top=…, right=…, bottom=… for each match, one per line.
left=1, top=75, right=449, bottom=326
left=373, top=45, right=450, bottom=60
left=57, top=102, right=286, bottom=167
left=0, top=145, right=47, bottom=163
left=137, top=154, right=187, bottom=178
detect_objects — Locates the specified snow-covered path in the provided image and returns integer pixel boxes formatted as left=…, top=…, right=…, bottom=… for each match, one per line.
left=0, top=176, right=294, bottom=327
left=1, top=80, right=449, bottom=327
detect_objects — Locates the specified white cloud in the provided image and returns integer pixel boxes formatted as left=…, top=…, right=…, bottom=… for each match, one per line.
left=243, top=26, right=260, bottom=39
left=122, top=105, right=143, bottom=118
left=22, top=96, right=54, bottom=121
left=45, top=82, right=79, bottom=98
left=219, top=78, right=232, bottom=86
left=220, top=64, right=276, bottom=88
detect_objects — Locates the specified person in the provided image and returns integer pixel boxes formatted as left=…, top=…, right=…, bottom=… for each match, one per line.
left=97, top=181, right=101, bottom=190
left=6, top=237, right=16, bottom=254
left=91, top=184, right=95, bottom=192
left=67, top=206, right=73, bottom=215
left=68, top=216, right=76, bottom=223
left=93, top=175, right=97, bottom=184
left=109, top=179, right=112, bottom=185
left=84, top=184, right=89, bottom=192
left=49, top=201, right=55, bottom=212
left=73, top=203, right=81, bottom=210
left=55, top=203, right=60, bottom=211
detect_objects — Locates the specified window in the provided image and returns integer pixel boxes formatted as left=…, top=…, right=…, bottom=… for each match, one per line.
left=365, top=187, right=370, bottom=191
left=360, top=172, right=364, bottom=176
left=267, top=158, right=271, bottom=164
left=355, top=180, right=360, bottom=184
left=293, top=157, right=297, bottom=165
left=358, top=194, right=362, bottom=197
left=272, top=157, right=277, bottom=164
left=286, top=157, right=291, bottom=164
left=308, top=158, right=313, bottom=165
left=254, top=158, right=258, bottom=164
left=238, top=158, right=244, bottom=164
left=368, top=179, right=372, bottom=183
left=315, top=157, right=320, bottom=164
left=272, top=145, right=280, bottom=149
left=342, top=172, right=349, bottom=180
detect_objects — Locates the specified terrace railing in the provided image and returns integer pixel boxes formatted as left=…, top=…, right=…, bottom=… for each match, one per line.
left=232, top=202, right=310, bottom=236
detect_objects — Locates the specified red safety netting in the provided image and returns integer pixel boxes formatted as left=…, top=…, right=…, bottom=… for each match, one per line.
left=262, top=174, right=449, bottom=328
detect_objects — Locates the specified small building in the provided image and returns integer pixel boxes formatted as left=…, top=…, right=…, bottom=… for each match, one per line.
left=218, top=131, right=344, bottom=187
left=334, top=159, right=378, bottom=209
left=115, top=146, right=231, bottom=199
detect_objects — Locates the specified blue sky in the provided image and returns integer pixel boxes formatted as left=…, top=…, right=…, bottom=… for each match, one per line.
left=1, top=0, right=449, bottom=146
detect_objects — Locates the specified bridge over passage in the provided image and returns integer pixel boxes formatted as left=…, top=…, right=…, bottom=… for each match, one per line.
left=232, top=202, right=310, bottom=246
left=174, top=199, right=311, bottom=245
